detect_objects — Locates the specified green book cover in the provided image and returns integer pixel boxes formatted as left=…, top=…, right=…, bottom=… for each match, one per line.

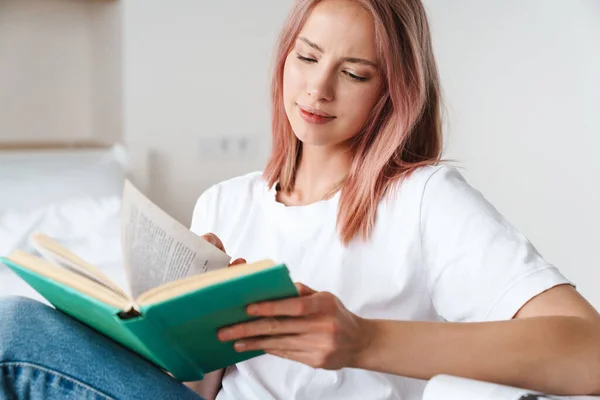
left=1, top=256, right=298, bottom=382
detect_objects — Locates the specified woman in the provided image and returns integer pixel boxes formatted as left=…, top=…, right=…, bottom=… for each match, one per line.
left=2, top=0, right=600, bottom=399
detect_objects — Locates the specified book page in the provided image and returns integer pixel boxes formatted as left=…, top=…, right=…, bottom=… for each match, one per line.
left=121, top=180, right=231, bottom=298
left=137, top=259, right=276, bottom=306
left=423, top=375, right=600, bottom=400
left=29, top=233, right=128, bottom=299
left=6, top=251, right=130, bottom=310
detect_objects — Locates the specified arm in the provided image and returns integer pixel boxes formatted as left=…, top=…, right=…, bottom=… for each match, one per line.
left=218, top=284, right=600, bottom=396
left=358, top=285, right=600, bottom=395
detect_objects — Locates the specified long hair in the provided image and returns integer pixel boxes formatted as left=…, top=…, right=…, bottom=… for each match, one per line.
left=264, top=0, right=443, bottom=245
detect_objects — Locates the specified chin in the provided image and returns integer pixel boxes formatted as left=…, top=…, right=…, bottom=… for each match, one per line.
left=293, top=129, right=334, bottom=147
left=289, top=120, right=331, bottom=144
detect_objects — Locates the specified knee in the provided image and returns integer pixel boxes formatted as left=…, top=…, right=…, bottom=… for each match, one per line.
left=0, top=296, right=54, bottom=359
left=0, top=296, right=50, bottom=325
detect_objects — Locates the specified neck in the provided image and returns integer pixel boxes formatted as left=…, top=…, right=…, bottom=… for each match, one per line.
left=284, top=143, right=352, bottom=205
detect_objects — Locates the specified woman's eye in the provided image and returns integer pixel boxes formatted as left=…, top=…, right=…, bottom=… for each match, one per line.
left=345, top=71, right=368, bottom=82
left=296, top=54, right=317, bottom=63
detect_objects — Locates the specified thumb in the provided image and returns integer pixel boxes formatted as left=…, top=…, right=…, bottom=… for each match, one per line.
left=294, top=282, right=317, bottom=296
left=200, top=233, right=226, bottom=253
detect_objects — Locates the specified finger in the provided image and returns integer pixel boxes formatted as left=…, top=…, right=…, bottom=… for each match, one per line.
left=294, top=282, right=317, bottom=296
left=200, top=232, right=226, bottom=252
left=233, top=335, right=307, bottom=352
left=229, top=258, right=247, bottom=267
left=246, top=295, right=322, bottom=317
left=218, top=317, right=312, bottom=341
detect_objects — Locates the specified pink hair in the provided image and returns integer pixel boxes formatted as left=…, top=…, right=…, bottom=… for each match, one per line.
left=264, top=0, right=443, bottom=245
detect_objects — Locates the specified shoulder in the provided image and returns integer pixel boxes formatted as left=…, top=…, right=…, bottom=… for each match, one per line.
left=380, top=164, right=487, bottom=226
left=387, top=163, right=468, bottom=204
left=416, top=164, right=492, bottom=215
left=409, top=164, right=467, bottom=189
left=410, top=164, right=505, bottom=236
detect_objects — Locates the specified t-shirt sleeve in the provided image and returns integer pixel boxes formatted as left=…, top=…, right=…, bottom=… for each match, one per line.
left=420, top=166, right=573, bottom=322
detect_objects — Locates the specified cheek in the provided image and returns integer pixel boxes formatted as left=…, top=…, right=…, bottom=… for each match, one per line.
left=340, top=86, right=381, bottom=128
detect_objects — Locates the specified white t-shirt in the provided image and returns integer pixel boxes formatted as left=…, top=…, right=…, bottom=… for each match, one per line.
left=190, top=165, right=571, bottom=400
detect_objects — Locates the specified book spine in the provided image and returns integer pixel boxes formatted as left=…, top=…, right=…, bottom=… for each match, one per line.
left=122, top=315, right=205, bottom=381
left=107, top=314, right=165, bottom=367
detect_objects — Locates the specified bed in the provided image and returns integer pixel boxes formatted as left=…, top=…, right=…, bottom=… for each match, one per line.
left=0, top=141, right=130, bottom=303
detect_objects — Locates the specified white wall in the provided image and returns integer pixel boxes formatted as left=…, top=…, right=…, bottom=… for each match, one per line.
left=122, top=0, right=293, bottom=222
left=0, top=0, right=121, bottom=143
left=424, top=0, right=600, bottom=307
left=89, top=0, right=123, bottom=143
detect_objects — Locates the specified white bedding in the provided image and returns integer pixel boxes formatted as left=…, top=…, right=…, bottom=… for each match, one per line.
left=0, top=144, right=130, bottom=302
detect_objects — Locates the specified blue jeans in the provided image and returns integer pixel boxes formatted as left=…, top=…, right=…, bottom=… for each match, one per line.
left=0, top=296, right=204, bottom=399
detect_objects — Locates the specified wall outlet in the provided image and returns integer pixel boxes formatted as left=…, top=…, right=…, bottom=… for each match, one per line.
left=197, top=135, right=262, bottom=160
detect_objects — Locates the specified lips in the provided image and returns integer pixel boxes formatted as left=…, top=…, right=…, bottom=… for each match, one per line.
left=298, top=104, right=334, bottom=118
left=297, top=104, right=336, bottom=125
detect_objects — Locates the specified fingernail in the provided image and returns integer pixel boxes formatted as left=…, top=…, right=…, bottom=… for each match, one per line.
left=219, top=329, right=231, bottom=341
left=247, top=305, right=258, bottom=315
left=234, top=341, right=246, bottom=351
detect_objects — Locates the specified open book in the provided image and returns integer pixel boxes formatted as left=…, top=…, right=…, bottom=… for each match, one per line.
left=424, top=375, right=600, bottom=400
left=0, top=180, right=298, bottom=381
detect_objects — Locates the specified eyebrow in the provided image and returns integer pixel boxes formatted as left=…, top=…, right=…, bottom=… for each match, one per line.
left=297, top=36, right=378, bottom=69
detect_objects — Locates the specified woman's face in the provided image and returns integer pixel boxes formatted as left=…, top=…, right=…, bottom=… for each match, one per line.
left=283, top=0, right=383, bottom=149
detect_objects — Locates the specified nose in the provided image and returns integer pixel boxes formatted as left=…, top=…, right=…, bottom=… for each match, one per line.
left=307, top=69, right=335, bottom=102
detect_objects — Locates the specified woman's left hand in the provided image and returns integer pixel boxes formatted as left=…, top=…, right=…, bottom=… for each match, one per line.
left=217, top=283, right=373, bottom=370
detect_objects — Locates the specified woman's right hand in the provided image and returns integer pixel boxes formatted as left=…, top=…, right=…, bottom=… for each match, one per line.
left=200, top=232, right=247, bottom=266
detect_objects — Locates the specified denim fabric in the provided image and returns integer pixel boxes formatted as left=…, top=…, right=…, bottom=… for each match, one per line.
left=0, top=296, right=204, bottom=400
